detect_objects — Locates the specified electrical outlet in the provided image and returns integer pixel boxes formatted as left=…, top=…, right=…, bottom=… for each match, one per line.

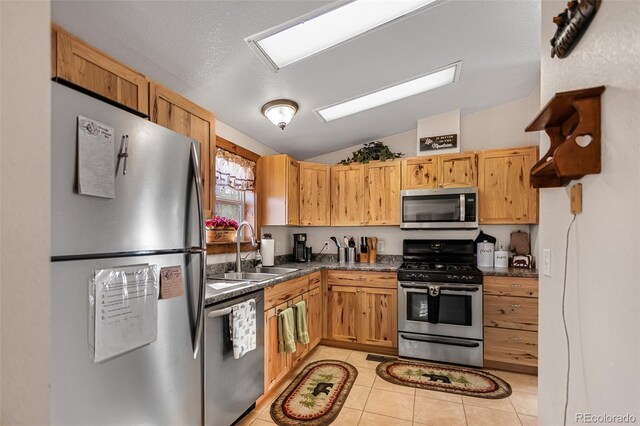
left=323, top=241, right=331, bottom=250
left=543, top=249, right=551, bottom=276
left=377, top=239, right=385, bottom=252
left=275, top=241, right=282, bottom=254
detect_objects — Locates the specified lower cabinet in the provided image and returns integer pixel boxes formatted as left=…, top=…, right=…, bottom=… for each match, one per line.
left=483, top=276, right=539, bottom=373
left=263, top=271, right=323, bottom=393
left=325, top=271, right=397, bottom=349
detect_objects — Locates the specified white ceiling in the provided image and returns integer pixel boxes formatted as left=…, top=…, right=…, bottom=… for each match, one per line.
left=52, top=0, right=540, bottom=159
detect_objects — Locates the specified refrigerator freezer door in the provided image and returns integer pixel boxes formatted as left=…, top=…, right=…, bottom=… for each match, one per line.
left=51, top=253, right=202, bottom=425
left=51, top=83, right=201, bottom=257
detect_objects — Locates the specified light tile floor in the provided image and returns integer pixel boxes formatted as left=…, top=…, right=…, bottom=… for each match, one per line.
left=237, top=345, right=538, bottom=426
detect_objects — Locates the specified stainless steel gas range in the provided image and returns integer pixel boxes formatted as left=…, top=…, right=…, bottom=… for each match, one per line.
left=397, top=239, right=484, bottom=367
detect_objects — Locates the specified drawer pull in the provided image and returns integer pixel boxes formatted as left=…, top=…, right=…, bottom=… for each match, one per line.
left=510, top=284, right=522, bottom=288
left=509, top=304, right=522, bottom=308
left=357, top=276, right=364, bottom=280
left=508, top=336, right=523, bottom=341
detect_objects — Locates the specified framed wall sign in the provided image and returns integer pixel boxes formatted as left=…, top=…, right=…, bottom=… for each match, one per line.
left=419, top=134, right=458, bottom=153
left=416, top=109, right=460, bottom=156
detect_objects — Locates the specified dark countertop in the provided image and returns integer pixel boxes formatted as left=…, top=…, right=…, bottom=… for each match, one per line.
left=479, top=266, right=539, bottom=278
left=205, top=261, right=402, bottom=305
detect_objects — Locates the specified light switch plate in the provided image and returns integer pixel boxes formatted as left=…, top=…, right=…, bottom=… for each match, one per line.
left=275, top=241, right=282, bottom=254
left=543, top=249, right=551, bottom=276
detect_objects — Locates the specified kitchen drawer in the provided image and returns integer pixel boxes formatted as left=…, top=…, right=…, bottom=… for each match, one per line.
left=264, top=276, right=309, bottom=310
left=308, top=271, right=321, bottom=290
left=327, top=270, right=396, bottom=289
left=484, top=295, right=538, bottom=331
left=483, top=276, right=538, bottom=298
left=484, top=327, right=538, bottom=368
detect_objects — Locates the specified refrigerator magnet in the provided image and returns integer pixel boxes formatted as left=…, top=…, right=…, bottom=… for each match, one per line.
left=160, top=266, right=185, bottom=299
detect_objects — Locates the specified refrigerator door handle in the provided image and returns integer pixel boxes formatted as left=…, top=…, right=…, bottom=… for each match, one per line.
left=190, top=141, right=206, bottom=359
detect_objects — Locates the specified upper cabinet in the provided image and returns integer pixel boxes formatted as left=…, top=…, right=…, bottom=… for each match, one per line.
left=258, top=155, right=300, bottom=226
left=478, top=146, right=539, bottom=224
left=52, top=26, right=149, bottom=116
left=299, top=162, right=331, bottom=226
left=365, top=160, right=401, bottom=226
left=401, top=152, right=477, bottom=190
left=331, top=163, right=367, bottom=226
left=149, top=82, right=216, bottom=216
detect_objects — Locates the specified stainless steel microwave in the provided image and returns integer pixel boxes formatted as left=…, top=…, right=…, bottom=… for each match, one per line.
left=400, top=187, right=478, bottom=229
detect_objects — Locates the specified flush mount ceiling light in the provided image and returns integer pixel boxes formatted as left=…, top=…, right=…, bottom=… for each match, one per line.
left=261, top=99, right=299, bottom=130
left=246, top=0, right=447, bottom=71
left=314, top=61, right=462, bottom=122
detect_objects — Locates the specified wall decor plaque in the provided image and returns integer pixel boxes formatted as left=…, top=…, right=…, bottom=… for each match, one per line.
left=550, top=0, right=599, bottom=59
left=419, top=134, right=458, bottom=153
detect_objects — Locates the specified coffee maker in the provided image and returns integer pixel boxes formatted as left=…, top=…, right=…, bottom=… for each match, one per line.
left=293, top=233, right=307, bottom=263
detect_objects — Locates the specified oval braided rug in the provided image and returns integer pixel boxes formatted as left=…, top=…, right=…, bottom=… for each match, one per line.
left=270, top=360, right=357, bottom=426
left=376, top=360, right=512, bottom=399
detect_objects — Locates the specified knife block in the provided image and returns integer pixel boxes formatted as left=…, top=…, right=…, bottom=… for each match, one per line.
left=359, top=253, right=369, bottom=263
left=368, top=249, right=377, bottom=264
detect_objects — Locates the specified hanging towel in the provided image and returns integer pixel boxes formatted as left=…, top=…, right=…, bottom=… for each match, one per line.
left=277, top=308, right=297, bottom=353
left=293, top=300, right=310, bottom=345
left=230, top=299, right=256, bottom=360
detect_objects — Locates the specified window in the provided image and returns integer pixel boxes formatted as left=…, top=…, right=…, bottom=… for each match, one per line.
left=212, top=137, right=259, bottom=249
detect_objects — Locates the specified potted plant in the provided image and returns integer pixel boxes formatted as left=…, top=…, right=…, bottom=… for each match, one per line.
left=205, top=216, right=239, bottom=243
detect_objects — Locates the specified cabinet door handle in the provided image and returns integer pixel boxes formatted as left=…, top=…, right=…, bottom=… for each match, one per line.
left=357, top=276, right=365, bottom=281
left=509, top=304, right=522, bottom=308
left=508, top=336, right=523, bottom=341
left=510, top=283, right=522, bottom=288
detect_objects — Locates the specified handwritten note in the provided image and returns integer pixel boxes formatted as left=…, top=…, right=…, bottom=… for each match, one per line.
left=78, top=116, right=115, bottom=198
left=93, top=265, right=158, bottom=363
left=159, top=266, right=185, bottom=299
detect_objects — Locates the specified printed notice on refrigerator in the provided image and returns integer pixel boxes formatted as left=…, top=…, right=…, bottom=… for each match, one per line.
left=78, top=115, right=116, bottom=199
left=92, top=265, right=158, bottom=363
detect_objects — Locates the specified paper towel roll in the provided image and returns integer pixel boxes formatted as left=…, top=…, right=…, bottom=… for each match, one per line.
left=477, top=241, right=494, bottom=267
left=261, top=239, right=275, bottom=267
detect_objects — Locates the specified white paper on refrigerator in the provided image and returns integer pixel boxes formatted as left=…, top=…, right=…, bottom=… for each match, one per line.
left=92, top=265, right=158, bottom=363
left=78, top=115, right=116, bottom=198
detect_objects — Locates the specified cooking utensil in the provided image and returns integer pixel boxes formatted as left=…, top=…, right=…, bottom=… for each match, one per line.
left=330, top=236, right=340, bottom=248
left=348, top=237, right=355, bottom=248
left=343, top=237, right=349, bottom=248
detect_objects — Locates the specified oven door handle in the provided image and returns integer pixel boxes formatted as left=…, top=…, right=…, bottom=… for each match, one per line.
left=400, top=334, right=481, bottom=348
left=400, top=284, right=480, bottom=293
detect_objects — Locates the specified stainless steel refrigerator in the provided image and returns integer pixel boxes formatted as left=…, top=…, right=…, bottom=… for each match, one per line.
left=50, top=83, right=206, bottom=425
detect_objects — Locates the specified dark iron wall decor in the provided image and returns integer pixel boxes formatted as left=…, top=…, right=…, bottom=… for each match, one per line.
left=550, top=0, right=600, bottom=58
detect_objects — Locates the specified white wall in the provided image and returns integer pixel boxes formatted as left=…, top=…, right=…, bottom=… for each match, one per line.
left=0, top=1, right=51, bottom=424
left=537, top=2, right=640, bottom=425
left=290, top=89, right=541, bottom=257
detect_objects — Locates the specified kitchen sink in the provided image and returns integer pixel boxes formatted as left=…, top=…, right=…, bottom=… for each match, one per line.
left=208, top=272, right=278, bottom=282
left=207, top=280, right=252, bottom=291
left=245, top=266, right=300, bottom=275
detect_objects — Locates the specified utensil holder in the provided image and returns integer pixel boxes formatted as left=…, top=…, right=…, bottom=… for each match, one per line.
left=338, top=248, right=347, bottom=264
left=368, top=249, right=377, bottom=263
left=347, top=247, right=356, bottom=264
left=359, top=253, right=369, bottom=263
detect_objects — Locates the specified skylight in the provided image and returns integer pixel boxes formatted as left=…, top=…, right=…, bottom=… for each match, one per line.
left=314, top=61, right=461, bottom=122
left=247, top=0, right=445, bottom=70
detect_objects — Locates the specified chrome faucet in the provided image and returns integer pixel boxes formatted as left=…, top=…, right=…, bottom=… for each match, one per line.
left=236, top=221, right=258, bottom=273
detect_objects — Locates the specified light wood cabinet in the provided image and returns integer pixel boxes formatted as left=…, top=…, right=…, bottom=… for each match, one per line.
left=439, top=152, right=477, bottom=187
left=306, top=283, right=323, bottom=349
left=258, top=155, right=300, bottom=226
left=53, top=27, right=149, bottom=116
left=264, top=301, right=291, bottom=392
left=149, top=82, right=215, bottom=216
left=478, top=147, right=539, bottom=224
left=483, top=275, right=539, bottom=373
left=299, top=162, right=331, bottom=226
left=330, top=163, right=366, bottom=226
left=365, top=160, right=401, bottom=225
left=401, top=153, right=477, bottom=189
left=401, top=157, right=440, bottom=189
left=326, top=271, right=397, bottom=349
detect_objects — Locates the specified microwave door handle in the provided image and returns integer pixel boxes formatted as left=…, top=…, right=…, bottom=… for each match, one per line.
left=460, top=194, right=465, bottom=221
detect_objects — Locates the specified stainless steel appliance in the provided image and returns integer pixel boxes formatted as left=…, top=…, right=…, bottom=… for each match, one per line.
left=50, top=83, right=205, bottom=425
left=205, top=290, right=264, bottom=426
left=400, top=187, right=478, bottom=229
left=293, top=233, right=307, bottom=263
left=397, top=239, right=484, bottom=367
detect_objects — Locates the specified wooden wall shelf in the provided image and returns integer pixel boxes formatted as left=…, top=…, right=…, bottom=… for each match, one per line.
left=526, top=86, right=605, bottom=188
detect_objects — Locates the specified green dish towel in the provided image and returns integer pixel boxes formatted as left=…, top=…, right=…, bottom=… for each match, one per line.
left=294, top=300, right=310, bottom=345
left=277, top=307, right=297, bottom=353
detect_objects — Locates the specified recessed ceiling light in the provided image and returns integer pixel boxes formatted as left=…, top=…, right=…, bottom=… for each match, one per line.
left=246, top=0, right=446, bottom=71
left=314, top=61, right=462, bottom=122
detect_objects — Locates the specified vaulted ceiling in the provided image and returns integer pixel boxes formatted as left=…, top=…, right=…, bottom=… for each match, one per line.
left=52, top=0, right=540, bottom=159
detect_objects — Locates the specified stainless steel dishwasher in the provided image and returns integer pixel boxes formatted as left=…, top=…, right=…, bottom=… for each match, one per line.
left=204, top=289, right=264, bottom=426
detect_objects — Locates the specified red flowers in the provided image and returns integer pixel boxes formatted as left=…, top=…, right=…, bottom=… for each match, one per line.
left=205, top=216, right=239, bottom=230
